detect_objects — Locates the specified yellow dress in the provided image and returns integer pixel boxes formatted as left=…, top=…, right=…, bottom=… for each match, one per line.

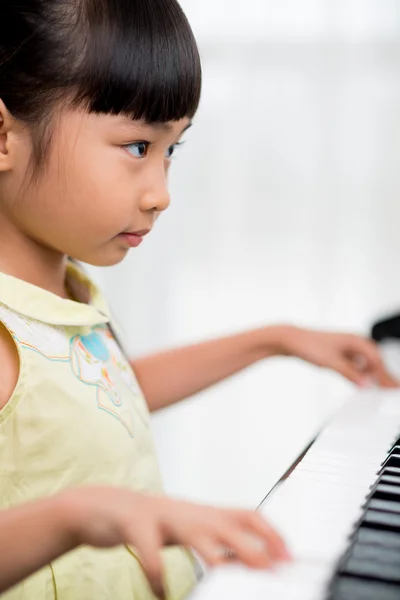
left=0, top=262, right=197, bottom=600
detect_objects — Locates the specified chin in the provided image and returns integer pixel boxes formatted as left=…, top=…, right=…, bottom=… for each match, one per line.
left=72, top=246, right=129, bottom=268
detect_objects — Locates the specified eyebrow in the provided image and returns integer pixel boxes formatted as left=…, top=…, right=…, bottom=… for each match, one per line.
left=151, top=121, right=193, bottom=135
left=116, top=117, right=193, bottom=138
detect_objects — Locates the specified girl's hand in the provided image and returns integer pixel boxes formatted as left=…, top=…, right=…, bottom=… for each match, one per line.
left=282, top=327, right=398, bottom=388
left=61, top=487, right=290, bottom=599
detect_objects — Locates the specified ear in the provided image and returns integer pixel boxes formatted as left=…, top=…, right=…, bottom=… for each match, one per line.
left=0, top=99, right=17, bottom=172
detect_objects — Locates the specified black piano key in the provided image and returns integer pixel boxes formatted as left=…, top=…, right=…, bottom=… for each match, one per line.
left=367, top=498, right=400, bottom=514
left=382, top=466, right=400, bottom=476
left=379, top=474, right=400, bottom=486
left=350, top=542, right=400, bottom=564
left=341, top=557, right=400, bottom=583
left=387, top=443, right=400, bottom=456
left=371, top=314, right=400, bottom=343
left=369, top=470, right=400, bottom=490
left=330, top=576, right=400, bottom=600
left=326, top=429, right=400, bottom=600
left=356, top=526, right=400, bottom=549
left=363, top=509, right=400, bottom=532
left=365, top=476, right=400, bottom=504
left=373, top=483, right=400, bottom=500
left=382, top=454, right=400, bottom=470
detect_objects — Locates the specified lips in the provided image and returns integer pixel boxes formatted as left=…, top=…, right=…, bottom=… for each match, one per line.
left=117, top=229, right=151, bottom=248
left=127, top=229, right=150, bottom=237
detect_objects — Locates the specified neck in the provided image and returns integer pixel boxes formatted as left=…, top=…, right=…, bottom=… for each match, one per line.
left=0, top=220, right=69, bottom=298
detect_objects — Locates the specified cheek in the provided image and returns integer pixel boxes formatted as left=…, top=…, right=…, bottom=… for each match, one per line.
left=55, top=145, right=137, bottom=232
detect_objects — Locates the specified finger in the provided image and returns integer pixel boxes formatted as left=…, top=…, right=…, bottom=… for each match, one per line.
left=217, top=525, right=275, bottom=569
left=367, top=358, right=398, bottom=388
left=343, top=336, right=379, bottom=361
left=230, top=510, right=289, bottom=560
left=129, top=523, right=165, bottom=600
left=345, top=338, right=399, bottom=387
left=331, top=359, right=365, bottom=386
left=239, top=511, right=291, bottom=560
left=193, top=535, right=228, bottom=567
left=376, top=368, right=399, bottom=388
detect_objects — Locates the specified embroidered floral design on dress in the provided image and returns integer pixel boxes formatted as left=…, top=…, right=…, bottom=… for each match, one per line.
left=69, top=326, right=138, bottom=436
left=0, top=304, right=140, bottom=436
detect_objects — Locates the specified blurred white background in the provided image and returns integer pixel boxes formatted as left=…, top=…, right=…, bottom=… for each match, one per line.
left=89, top=0, right=400, bottom=507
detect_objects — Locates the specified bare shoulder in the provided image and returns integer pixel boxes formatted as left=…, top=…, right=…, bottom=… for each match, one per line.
left=0, top=322, right=19, bottom=410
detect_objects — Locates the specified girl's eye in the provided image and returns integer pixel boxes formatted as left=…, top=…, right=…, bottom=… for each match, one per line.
left=165, top=141, right=185, bottom=160
left=125, top=141, right=149, bottom=158
left=124, top=140, right=185, bottom=160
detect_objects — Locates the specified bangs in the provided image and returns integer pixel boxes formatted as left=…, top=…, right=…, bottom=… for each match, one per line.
left=72, top=0, right=202, bottom=123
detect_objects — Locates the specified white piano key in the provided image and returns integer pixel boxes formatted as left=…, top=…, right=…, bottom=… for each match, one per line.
left=189, top=387, right=400, bottom=600
left=189, top=561, right=333, bottom=600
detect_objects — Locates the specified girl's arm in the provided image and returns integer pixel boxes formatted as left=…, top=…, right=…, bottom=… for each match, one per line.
left=0, top=496, right=76, bottom=593
left=131, top=325, right=397, bottom=412
left=0, top=488, right=289, bottom=597
left=132, top=326, right=285, bottom=412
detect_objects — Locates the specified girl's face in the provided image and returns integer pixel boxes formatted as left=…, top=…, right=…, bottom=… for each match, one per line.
left=0, top=106, right=190, bottom=266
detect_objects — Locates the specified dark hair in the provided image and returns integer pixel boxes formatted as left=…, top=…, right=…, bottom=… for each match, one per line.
left=0, top=0, right=202, bottom=169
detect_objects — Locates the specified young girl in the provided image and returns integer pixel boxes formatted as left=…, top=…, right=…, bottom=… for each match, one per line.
left=0, top=1, right=396, bottom=599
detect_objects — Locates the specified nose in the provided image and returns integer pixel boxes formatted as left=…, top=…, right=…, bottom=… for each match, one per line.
left=139, top=168, right=171, bottom=214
